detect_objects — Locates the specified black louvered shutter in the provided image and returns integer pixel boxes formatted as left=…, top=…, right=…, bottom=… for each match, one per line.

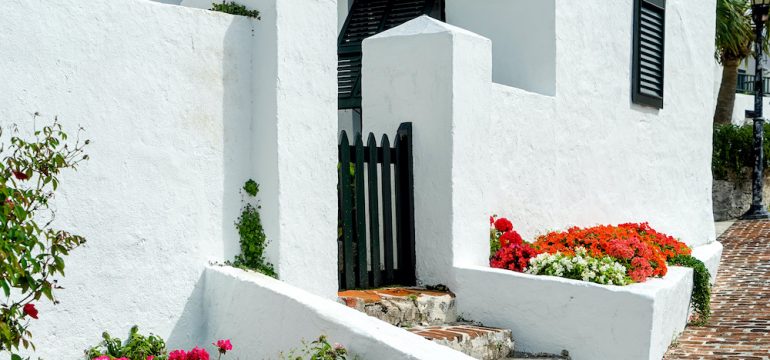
left=338, top=0, right=445, bottom=110
left=632, top=0, right=665, bottom=109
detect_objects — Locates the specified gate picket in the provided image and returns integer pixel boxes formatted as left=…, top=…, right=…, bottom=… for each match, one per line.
left=380, top=134, right=395, bottom=284
left=367, top=134, right=381, bottom=287
left=354, top=134, right=368, bottom=288
left=338, top=131, right=355, bottom=290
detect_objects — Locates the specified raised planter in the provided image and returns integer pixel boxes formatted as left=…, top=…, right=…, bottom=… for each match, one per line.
left=452, top=265, right=694, bottom=360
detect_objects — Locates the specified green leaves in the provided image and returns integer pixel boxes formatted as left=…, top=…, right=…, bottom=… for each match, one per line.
left=712, top=123, right=770, bottom=180
left=210, top=1, right=261, bottom=19
left=0, top=116, right=89, bottom=353
left=86, top=326, right=168, bottom=360
left=669, top=255, right=712, bottom=326
left=229, top=181, right=276, bottom=278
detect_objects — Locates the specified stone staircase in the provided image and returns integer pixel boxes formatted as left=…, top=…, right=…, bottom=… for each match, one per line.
left=338, top=287, right=569, bottom=360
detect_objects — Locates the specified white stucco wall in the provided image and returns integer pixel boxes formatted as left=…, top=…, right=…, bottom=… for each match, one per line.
left=454, top=266, right=693, bottom=360
left=445, top=0, right=556, bottom=96
left=731, top=93, right=770, bottom=125
left=203, top=266, right=473, bottom=359
left=0, top=0, right=337, bottom=357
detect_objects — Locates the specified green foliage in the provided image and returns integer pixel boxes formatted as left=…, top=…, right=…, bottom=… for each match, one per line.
left=715, top=0, right=754, bottom=63
left=85, top=326, right=167, bottom=360
left=712, top=123, right=770, bottom=179
left=281, top=335, right=350, bottom=360
left=243, top=179, right=258, bottom=197
left=669, top=255, right=712, bottom=326
left=230, top=180, right=276, bottom=277
left=0, top=117, right=89, bottom=354
left=210, top=1, right=260, bottom=19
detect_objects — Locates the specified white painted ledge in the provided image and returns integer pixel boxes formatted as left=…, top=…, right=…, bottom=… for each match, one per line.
left=202, top=266, right=474, bottom=360
left=452, top=265, right=694, bottom=360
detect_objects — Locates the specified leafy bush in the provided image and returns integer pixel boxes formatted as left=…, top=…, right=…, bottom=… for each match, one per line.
left=86, top=327, right=233, bottom=360
left=281, top=336, right=349, bottom=360
left=85, top=326, right=166, bottom=360
left=0, top=118, right=89, bottom=355
left=527, top=248, right=631, bottom=286
left=229, top=180, right=276, bottom=277
left=669, top=255, right=712, bottom=325
left=210, top=2, right=260, bottom=19
left=712, top=123, right=770, bottom=180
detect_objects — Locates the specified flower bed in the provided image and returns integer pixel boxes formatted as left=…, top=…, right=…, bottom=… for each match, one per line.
left=488, top=217, right=711, bottom=323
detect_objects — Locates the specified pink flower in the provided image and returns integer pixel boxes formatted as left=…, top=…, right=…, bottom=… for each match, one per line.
left=169, top=350, right=187, bottom=360
left=147, top=356, right=155, bottom=360
left=92, top=356, right=111, bottom=360
left=214, top=339, right=233, bottom=353
left=187, top=346, right=210, bottom=360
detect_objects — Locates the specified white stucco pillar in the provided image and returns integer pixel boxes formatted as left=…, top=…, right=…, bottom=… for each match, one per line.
left=362, top=16, right=492, bottom=287
left=250, top=0, right=339, bottom=298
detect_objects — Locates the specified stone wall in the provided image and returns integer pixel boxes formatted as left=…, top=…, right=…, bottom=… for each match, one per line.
left=712, top=171, right=770, bottom=221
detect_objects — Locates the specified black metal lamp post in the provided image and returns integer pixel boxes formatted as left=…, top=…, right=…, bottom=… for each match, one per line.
left=742, top=0, right=770, bottom=220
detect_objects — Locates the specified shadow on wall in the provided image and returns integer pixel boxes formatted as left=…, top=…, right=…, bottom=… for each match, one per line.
left=168, top=14, right=258, bottom=348
left=166, top=272, right=207, bottom=348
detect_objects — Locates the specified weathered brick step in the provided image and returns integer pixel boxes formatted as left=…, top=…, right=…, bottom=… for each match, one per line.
left=338, top=287, right=457, bottom=327
left=408, top=324, right=514, bottom=360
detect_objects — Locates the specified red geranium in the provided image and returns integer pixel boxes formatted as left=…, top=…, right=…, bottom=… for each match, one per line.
left=490, top=243, right=540, bottom=272
left=499, top=231, right=523, bottom=248
left=494, top=218, right=513, bottom=233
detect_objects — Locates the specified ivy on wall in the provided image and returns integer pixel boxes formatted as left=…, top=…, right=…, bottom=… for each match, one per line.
left=229, top=179, right=276, bottom=277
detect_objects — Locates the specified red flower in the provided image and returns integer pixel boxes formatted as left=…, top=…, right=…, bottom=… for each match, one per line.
left=214, top=339, right=233, bottom=353
left=168, top=350, right=187, bottom=360
left=23, top=303, right=38, bottom=319
left=186, top=347, right=209, bottom=360
left=490, top=243, right=540, bottom=272
left=12, top=171, right=28, bottom=180
left=499, top=231, right=523, bottom=248
left=494, top=218, right=513, bottom=232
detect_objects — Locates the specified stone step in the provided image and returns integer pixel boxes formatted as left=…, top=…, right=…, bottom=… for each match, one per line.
left=338, top=287, right=457, bottom=327
left=408, top=324, right=515, bottom=360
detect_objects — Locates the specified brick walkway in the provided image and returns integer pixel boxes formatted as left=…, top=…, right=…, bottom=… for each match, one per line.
left=665, top=220, right=770, bottom=360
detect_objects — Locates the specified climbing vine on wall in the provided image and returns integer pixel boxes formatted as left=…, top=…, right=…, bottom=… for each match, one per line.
left=229, top=179, right=276, bottom=278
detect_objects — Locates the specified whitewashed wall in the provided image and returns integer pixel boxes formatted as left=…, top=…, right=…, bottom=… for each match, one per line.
left=363, top=0, right=718, bottom=284
left=203, top=266, right=473, bottom=359
left=0, top=0, right=337, bottom=357
left=445, top=0, right=556, bottom=96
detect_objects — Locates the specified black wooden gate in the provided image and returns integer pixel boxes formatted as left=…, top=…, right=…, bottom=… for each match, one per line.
left=338, top=123, right=415, bottom=290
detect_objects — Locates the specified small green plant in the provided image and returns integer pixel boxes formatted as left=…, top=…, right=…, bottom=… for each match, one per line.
left=229, top=180, right=276, bottom=277
left=0, top=117, right=89, bottom=356
left=281, top=335, right=350, bottom=360
left=210, top=1, right=260, bottom=19
left=669, top=255, right=712, bottom=326
left=84, top=326, right=167, bottom=360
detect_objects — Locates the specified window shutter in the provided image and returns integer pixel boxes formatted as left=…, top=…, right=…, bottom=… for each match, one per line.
left=338, top=0, right=445, bottom=110
left=632, top=0, right=665, bottom=109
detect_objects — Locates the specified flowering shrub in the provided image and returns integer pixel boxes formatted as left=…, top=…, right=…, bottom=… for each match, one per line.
left=527, top=248, right=631, bottom=286
left=0, top=118, right=89, bottom=355
left=533, top=223, right=691, bottom=282
left=490, top=243, right=540, bottom=272
left=86, top=326, right=232, bottom=360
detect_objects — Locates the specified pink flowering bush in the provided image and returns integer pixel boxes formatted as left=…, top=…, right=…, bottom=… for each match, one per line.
left=86, top=326, right=232, bottom=360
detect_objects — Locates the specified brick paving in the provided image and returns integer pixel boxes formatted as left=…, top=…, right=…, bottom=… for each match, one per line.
left=665, top=220, right=770, bottom=360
